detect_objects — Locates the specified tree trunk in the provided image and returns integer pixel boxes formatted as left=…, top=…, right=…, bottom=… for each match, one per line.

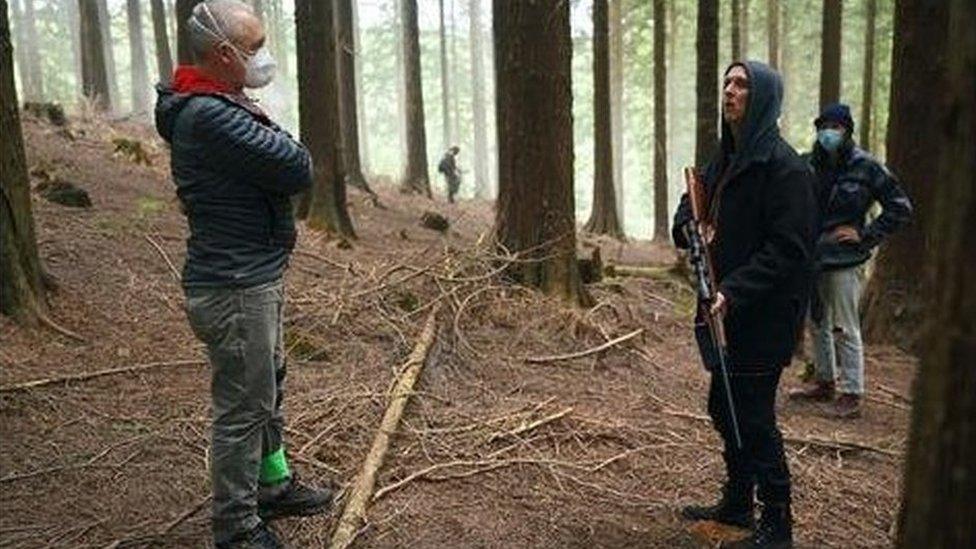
left=696, top=0, right=719, bottom=167
left=126, top=0, right=150, bottom=114
left=896, top=2, right=975, bottom=546
left=167, top=0, right=177, bottom=57
left=10, top=0, right=30, bottom=100
left=352, top=0, right=369, bottom=174
left=819, top=0, right=842, bottom=109
left=295, top=0, right=355, bottom=239
left=740, top=0, right=750, bottom=58
left=469, top=0, right=489, bottom=199
left=150, top=0, right=174, bottom=85
left=438, top=0, right=451, bottom=150
left=394, top=0, right=406, bottom=178
left=21, top=0, right=43, bottom=101
left=766, top=0, right=779, bottom=70
left=609, top=0, right=624, bottom=223
left=97, top=0, right=119, bottom=110
left=859, top=0, right=876, bottom=149
left=493, top=0, right=582, bottom=304
left=731, top=0, right=741, bottom=60
left=176, top=0, right=200, bottom=65
left=335, top=0, right=371, bottom=195
left=66, top=0, right=83, bottom=96
left=399, top=0, right=431, bottom=197
left=449, top=0, right=460, bottom=154
left=1, top=2, right=46, bottom=322
left=79, top=0, right=110, bottom=111
left=652, top=0, right=668, bottom=241
left=584, top=0, right=622, bottom=239
left=861, top=0, right=948, bottom=347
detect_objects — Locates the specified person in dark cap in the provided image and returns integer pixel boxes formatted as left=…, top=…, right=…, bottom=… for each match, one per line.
left=673, top=61, right=817, bottom=548
left=789, top=103, right=912, bottom=419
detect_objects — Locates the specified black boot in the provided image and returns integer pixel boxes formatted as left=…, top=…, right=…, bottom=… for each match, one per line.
left=727, top=503, right=793, bottom=548
left=258, top=474, right=335, bottom=521
left=680, top=482, right=755, bottom=529
left=215, top=523, right=284, bottom=549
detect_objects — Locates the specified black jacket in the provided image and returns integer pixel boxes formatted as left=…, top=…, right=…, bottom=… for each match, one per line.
left=673, top=61, right=817, bottom=368
left=804, top=142, right=913, bottom=271
left=155, top=87, right=312, bottom=288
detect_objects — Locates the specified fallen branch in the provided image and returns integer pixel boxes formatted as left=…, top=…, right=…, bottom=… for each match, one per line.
left=36, top=310, right=87, bottom=343
left=604, top=264, right=675, bottom=279
left=486, top=407, right=573, bottom=444
left=524, top=328, right=643, bottom=364
left=144, top=234, right=180, bottom=282
left=328, top=306, right=440, bottom=549
left=661, top=408, right=900, bottom=458
left=0, top=359, right=206, bottom=393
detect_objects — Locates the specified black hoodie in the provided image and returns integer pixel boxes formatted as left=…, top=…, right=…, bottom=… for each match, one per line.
left=673, top=61, right=817, bottom=368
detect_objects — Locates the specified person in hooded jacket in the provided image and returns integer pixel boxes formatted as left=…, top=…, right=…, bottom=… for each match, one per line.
left=788, top=104, right=912, bottom=419
left=154, top=2, right=332, bottom=547
left=672, top=61, right=817, bottom=548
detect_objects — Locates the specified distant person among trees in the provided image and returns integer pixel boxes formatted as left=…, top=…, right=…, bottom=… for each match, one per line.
left=154, top=1, right=332, bottom=547
left=789, top=103, right=913, bottom=419
left=437, top=145, right=462, bottom=203
left=673, top=61, right=817, bottom=549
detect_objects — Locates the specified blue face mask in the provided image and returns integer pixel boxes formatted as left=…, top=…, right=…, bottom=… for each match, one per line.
left=817, top=128, right=845, bottom=153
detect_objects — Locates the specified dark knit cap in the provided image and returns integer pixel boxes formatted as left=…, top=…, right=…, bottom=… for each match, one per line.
left=815, top=103, right=855, bottom=133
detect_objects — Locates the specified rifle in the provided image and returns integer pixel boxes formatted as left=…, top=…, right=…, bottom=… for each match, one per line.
left=682, top=167, right=742, bottom=449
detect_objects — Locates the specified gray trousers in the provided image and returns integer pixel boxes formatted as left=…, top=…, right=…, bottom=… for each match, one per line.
left=810, top=265, right=866, bottom=394
left=185, top=279, right=288, bottom=543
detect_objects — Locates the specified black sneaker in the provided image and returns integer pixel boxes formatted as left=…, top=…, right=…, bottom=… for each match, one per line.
left=258, top=475, right=335, bottom=521
left=726, top=503, right=793, bottom=548
left=215, top=523, right=284, bottom=549
left=681, top=484, right=755, bottom=529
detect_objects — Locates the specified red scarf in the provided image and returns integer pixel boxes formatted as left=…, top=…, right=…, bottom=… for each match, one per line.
left=171, top=65, right=237, bottom=94
left=169, top=65, right=270, bottom=124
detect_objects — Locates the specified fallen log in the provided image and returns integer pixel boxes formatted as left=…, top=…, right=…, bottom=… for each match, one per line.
left=328, top=306, right=440, bottom=549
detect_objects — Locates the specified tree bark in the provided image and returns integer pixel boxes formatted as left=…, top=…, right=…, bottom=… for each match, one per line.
left=859, top=0, right=876, bottom=149
left=79, top=0, right=110, bottom=111
left=493, top=0, right=582, bottom=304
left=861, top=0, right=948, bottom=348
left=438, top=0, right=451, bottom=150
left=896, top=2, right=975, bottom=546
left=652, top=0, right=668, bottom=241
left=126, top=0, right=150, bottom=114
left=352, top=0, right=369, bottom=174
left=399, top=0, right=430, bottom=197
left=296, top=0, right=355, bottom=239
left=449, top=0, right=460, bottom=154
left=150, top=0, right=174, bottom=85
left=584, top=0, right=622, bottom=239
left=740, top=0, right=750, bottom=58
left=335, top=0, right=371, bottom=195
left=21, top=0, right=43, bottom=100
left=766, top=0, right=779, bottom=70
left=819, top=0, right=842, bottom=109
left=66, top=0, right=83, bottom=96
left=730, top=0, right=741, bottom=60
left=469, top=0, right=489, bottom=199
left=176, top=0, right=200, bottom=65
left=97, top=0, right=119, bottom=110
left=394, top=0, right=406, bottom=178
left=9, top=0, right=31, bottom=100
left=609, top=0, right=624, bottom=223
left=696, top=0, right=719, bottom=167
left=1, top=1, right=46, bottom=322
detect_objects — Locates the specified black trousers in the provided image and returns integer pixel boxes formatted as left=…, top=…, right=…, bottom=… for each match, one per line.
left=708, top=367, right=791, bottom=505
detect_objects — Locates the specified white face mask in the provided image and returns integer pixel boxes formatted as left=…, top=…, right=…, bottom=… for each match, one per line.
left=193, top=4, right=277, bottom=88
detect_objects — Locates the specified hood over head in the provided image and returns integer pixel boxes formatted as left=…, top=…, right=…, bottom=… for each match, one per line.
left=719, top=60, right=784, bottom=174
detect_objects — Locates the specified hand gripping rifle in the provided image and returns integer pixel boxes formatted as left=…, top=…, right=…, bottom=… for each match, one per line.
left=682, top=167, right=742, bottom=449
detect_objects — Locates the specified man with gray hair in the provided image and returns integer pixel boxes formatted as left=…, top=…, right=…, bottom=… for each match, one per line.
left=155, top=2, right=333, bottom=547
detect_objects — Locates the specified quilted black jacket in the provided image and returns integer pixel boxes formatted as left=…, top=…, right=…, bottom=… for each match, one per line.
left=155, top=87, right=311, bottom=288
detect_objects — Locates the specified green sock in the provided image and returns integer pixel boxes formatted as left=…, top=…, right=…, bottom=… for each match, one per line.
left=259, top=447, right=291, bottom=486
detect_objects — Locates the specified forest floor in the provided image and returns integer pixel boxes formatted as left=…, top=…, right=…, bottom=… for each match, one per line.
left=0, top=112, right=915, bottom=548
